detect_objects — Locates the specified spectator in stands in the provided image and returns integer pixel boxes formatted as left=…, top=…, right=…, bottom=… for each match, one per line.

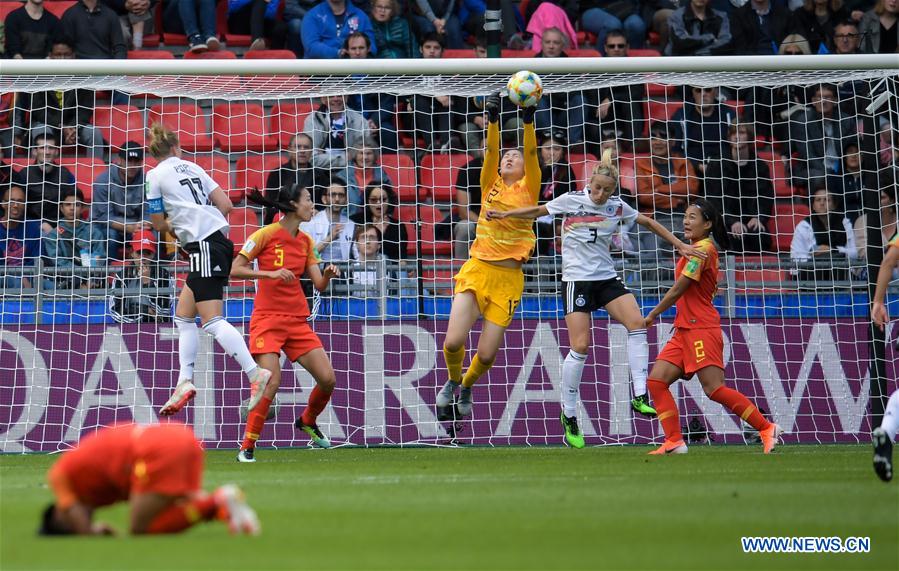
left=535, top=129, right=574, bottom=255
left=534, top=27, right=585, bottom=145
left=832, top=18, right=863, bottom=53
left=790, top=185, right=857, bottom=283
left=343, top=31, right=399, bottom=152
left=779, top=32, right=813, bottom=54
left=635, top=121, right=699, bottom=255
left=579, top=1, right=647, bottom=49
left=228, top=0, right=288, bottom=50
left=670, top=86, right=735, bottom=175
left=789, top=83, right=857, bottom=188
left=345, top=140, right=391, bottom=217
left=304, top=94, right=372, bottom=170
left=284, top=0, right=320, bottom=57
left=585, top=30, right=645, bottom=153
left=854, top=186, right=898, bottom=267
left=371, top=0, right=417, bottom=58
left=642, top=0, right=677, bottom=50
left=0, top=183, right=42, bottom=289
left=106, top=0, right=157, bottom=49
left=665, top=0, right=733, bottom=56
left=109, top=229, right=173, bottom=323
left=730, top=0, right=792, bottom=54
left=859, top=0, right=899, bottom=54
left=704, top=123, right=774, bottom=253
left=60, top=0, right=127, bottom=59
left=349, top=223, right=415, bottom=295
left=162, top=0, right=221, bottom=53
left=410, top=0, right=463, bottom=48
left=12, top=129, right=76, bottom=232
left=790, top=0, right=847, bottom=53
left=411, top=33, right=455, bottom=152
left=264, top=133, right=319, bottom=222
left=301, top=180, right=356, bottom=262
left=92, top=141, right=150, bottom=259
left=11, top=37, right=106, bottom=160
left=828, top=141, right=864, bottom=221
left=453, top=129, right=485, bottom=260
left=44, top=187, right=106, bottom=289
left=4, top=0, right=60, bottom=59
left=349, top=182, right=408, bottom=261
left=301, top=0, right=377, bottom=58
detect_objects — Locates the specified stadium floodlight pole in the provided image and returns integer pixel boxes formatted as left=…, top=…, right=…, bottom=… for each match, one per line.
left=484, top=0, right=503, bottom=59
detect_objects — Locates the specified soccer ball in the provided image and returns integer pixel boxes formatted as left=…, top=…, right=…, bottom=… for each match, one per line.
left=239, top=396, right=280, bottom=421
left=506, top=70, right=543, bottom=108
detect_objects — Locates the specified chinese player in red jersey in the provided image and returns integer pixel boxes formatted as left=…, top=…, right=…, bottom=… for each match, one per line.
left=40, top=423, right=259, bottom=535
left=643, top=199, right=782, bottom=455
left=230, top=184, right=340, bottom=462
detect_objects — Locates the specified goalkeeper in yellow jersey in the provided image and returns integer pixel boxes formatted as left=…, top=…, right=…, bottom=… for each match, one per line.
left=436, top=92, right=540, bottom=420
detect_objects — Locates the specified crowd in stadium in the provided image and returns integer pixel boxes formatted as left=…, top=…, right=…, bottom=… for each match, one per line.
left=1, top=0, right=898, bottom=305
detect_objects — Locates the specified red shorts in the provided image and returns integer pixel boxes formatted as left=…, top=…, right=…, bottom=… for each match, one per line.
left=130, top=424, right=204, bottom=497
left=656, top=327, right=725, bottom=378
left=250, top=314, right=323, bottom=362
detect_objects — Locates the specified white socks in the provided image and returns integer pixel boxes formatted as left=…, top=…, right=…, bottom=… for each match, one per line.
left=174, top=316, right=198, bottom=382
left=561, top=350, right=587, bottom=418
left=881, top=389, right=899, bottom=442
left=202, top=316, right=258, bottom=375
left=627, top=329, right=649, bottom=397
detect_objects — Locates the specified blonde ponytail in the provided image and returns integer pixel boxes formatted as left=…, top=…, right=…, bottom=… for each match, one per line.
left=148, top=123, right=179, bottom=160
left=590, top=147, right=618, bottom=181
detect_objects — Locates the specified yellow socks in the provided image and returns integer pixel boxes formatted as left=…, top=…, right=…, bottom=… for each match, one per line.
left=462, top=354, right=493, bottom=388
left=443, top=345, right=465, bottom=383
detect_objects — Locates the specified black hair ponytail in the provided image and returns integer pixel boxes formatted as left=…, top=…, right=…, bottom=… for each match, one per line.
left=247, top=183, right=307, bottom=222
left=691, top=198, right=731, bottom=251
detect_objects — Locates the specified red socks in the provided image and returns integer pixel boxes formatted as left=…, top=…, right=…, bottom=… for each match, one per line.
left=241, top=396, right=273, bottom=451
left=301, top=385, right=333, bottom=426
left=647, top=378, right=683, bottom=442
left=146, top=495, right=217, bottom=534
left=709, top=386, right=772, bottom=432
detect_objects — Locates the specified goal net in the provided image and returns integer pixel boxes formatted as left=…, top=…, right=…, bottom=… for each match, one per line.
left=0, top=56, right=896, bottom=452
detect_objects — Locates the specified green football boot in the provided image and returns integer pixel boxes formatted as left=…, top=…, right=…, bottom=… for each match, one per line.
left=631, top=394, right=657, bottom=417
left=560, top=413, right=585, bottom=449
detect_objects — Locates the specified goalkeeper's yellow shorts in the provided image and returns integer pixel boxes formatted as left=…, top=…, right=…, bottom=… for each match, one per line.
left=454, top=258, right=524, bottom=327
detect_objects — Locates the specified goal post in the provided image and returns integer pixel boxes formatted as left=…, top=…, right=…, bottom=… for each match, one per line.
left=0, top=55, right=897, bottom=452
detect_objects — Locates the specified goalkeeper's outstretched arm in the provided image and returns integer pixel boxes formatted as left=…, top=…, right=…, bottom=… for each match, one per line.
left=486, top=205, right=549, bottom=220
left=872, top=244, right=899, bottom=330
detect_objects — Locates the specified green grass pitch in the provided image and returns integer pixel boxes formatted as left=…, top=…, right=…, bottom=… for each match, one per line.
left=1, top=445, right=897, bottom=571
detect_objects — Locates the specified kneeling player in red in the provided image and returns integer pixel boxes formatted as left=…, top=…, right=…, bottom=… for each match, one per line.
left=231, top=184, right=340, bottom=462
left=643, top=200, right=782, bottom=455
left=41, top=423, right=259, bottom=535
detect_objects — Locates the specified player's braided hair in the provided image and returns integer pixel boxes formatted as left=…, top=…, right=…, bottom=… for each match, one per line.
left=148, top=123, right=179, bottom=160
left=691, top=198, right=732, bottom=251
left=590, top=148, right=619, bottom=181
left=247, top=182, right=308, bottom=216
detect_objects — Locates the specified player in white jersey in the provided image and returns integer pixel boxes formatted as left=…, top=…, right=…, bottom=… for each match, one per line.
left=488, top=149, right=705, bottom=447
left=145, top=124, right=272, bottom=417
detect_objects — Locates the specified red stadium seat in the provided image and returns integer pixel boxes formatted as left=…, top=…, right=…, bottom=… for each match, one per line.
left=227, top=207, right=261, bottom=253
left=420, top=153, right=471, bottom=203
left=58, top=158, right=107, bottom=202
left=568, top=49, right=601, bottom=57
left=443, top=49, right=479, bottom=58
left=569, top=153, right=599, bottom=186
left=734, top=255, right=792, bottom=293
left=43, top=1, right=76, bottom=18
left=187, top=153, right=239, bottom=204
left=769, top=206, right=809, bottom=252
left=211, top=103, right=275, bottom=153
left=758, top=151, right=798, bottom=198
left=644, top=101, right=683, bottom=135
left=0, top=2, right=23, bottom=22
left=183, top=49, right=237, bottom=59
left=235, top=153, right=285, bottom=196
left=417, top=204, right=452, bottom=256
left=147, top=102, right=213, bottom=152
left=243, top=50, right=296, bottom=59
left=379, top=153, right=419, bottom=203
left=92, top=105, right=146, bottom=149
left=128, top=50, right=175, bottom=59
left=628, top=48, right=662, bottom=57
left=269, top=101, right=316, bottom=147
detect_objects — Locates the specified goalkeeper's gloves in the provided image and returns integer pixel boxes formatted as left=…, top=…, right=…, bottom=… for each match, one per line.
left=522, top=105, right=536, bottom=124
left=485, top=92, right=501, bottom=123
